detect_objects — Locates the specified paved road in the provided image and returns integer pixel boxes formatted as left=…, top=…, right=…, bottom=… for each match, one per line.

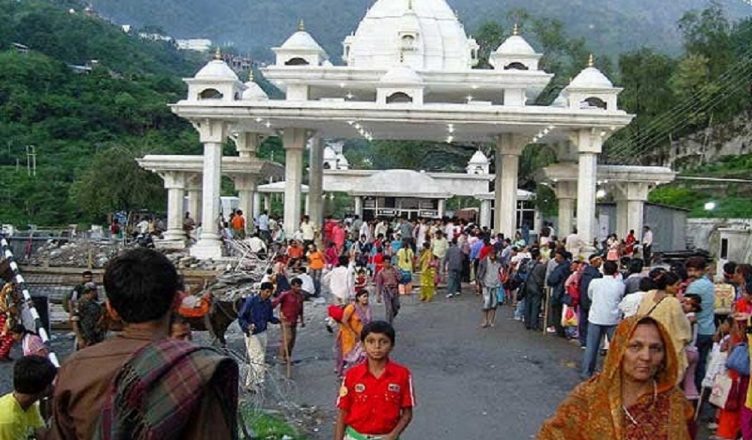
left=281, top=287, right=584, bottom=440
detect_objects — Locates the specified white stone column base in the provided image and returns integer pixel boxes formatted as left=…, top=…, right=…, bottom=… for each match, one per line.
left=190, top=237, right=223, bottom=260
left=155, top=237, right=186, bottom=250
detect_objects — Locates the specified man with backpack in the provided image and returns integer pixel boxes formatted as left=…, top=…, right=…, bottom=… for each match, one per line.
left=578, top=254, right=603, bottom=348
left=546, top=249, right=572, bottom=338
left=523, top=249, right=547, bottom=331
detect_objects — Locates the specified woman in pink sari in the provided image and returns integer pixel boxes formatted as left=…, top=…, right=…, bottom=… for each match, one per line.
left=10, top=324, right=48, bottom=357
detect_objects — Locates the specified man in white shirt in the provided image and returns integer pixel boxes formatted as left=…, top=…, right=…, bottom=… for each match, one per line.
left=444, top=220, right=456, bottom=241
left=295, top=267, right=316, bottom=299
left=247, top=233, right=268, bottom=255
left=581, top=260, right=625, bottom=378
left=322, top=256, right=355, bottom=305
left=300, top=215, right=315, bottom=247
left=374, top=220, right=388, bottom=240
left=257, top=210, right=270, bottom=242
left=565, top=228, right=584, bottom=260
left=359, top=219, right=372, bottom=243
left=642, top=226, right=653, bottom=267
left=136, top=217, right=149, bottom=235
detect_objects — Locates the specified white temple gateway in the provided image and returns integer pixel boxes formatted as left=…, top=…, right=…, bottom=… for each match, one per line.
left=141, top=0, right=675, bottom=259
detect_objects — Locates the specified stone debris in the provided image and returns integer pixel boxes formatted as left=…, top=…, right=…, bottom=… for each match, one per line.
left=28, top=239, right=127, bottom=268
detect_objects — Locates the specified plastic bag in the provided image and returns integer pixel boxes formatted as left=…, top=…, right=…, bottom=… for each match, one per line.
left=561, top=304, right=579, bottom=328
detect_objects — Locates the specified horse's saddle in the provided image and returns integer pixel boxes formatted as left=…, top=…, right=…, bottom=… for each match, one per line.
left=177, top=292, right=212, bottom=319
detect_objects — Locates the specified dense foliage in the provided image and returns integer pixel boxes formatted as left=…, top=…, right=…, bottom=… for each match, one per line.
left=0, top=0, right=209, bottom=226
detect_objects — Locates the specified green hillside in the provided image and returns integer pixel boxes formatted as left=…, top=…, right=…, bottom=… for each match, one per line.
left=89, top=0, right=752, bottom=59
left=0, top=0, right=209, bottom=226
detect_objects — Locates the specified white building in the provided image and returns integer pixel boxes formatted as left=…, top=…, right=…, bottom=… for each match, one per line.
left=141, top=0, right=678, bottom=259
left=176, top=39, right=213, bottom=53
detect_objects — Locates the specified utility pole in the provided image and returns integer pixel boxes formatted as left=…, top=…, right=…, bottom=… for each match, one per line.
left=26, top=145, right=37, bottom=177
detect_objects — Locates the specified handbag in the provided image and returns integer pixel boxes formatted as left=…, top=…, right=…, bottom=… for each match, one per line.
left=726, top=343, right=750, bottom=376
left=709, top=374, right=734, bottom=408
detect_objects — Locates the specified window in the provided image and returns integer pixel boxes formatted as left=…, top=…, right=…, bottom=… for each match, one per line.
left=721, top=238, right=729, bottom=259
left=504, top=62, right=529, bottom=71
left=199, top=88, right=223, bottom=100
left=285, top=57, right=309, bottom=66
left=582, top=97, right=607, bottom=109
left=401, top=34, right=415, bottom=50
left=386, top=92, right=413, bottom=104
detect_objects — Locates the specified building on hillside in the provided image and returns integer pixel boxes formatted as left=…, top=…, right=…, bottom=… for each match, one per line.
left=11, top=43, right=29, bottom=54
left=176, top=39, right=213, bottom=52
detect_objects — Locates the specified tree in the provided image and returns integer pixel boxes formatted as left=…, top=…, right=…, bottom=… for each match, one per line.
left=473, top=21, right=504, bottom=68
left=70, top=146, right=165, bottom=221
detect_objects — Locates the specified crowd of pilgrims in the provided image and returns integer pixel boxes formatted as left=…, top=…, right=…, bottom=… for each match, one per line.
left=4, top=209, right=752, bottom=439
left=258, top=214, right=752, bottom=439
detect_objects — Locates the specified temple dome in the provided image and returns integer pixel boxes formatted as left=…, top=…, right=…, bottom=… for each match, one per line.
left=345, top=0, right=477, bottom=71
left=195, top=59, right=239, bottom=81
left=569, top=66, right=613, bottom=89
left=495, top=35, right=536, bottom=55
left=380, top=65, right=423, bottom=84
left=468, top=150, right=489, bottom=164
left=241, top=80, right=269, bottom=101
left=352, top=169, right=451, bottom=198
left=279, top=30, right=326, bottom=53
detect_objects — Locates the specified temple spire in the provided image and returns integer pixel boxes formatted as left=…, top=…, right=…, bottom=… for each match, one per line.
left=298, top=19, right=305, bottom=31
left=588, top=53, right=594, bottom=67
left=214, top=47, right=222, bottom=60
left=512, top=23, right=519, bottom=36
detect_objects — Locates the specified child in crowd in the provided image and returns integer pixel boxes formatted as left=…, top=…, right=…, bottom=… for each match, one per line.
left=0, top=355, right=57, bottom=439
left=335, top=321, right=414, bottom=440
left=354, top=268, right=368, bottom=292
left=681, top=293, right=702, bottom=401
left=9, top=324, right=48, bottom=357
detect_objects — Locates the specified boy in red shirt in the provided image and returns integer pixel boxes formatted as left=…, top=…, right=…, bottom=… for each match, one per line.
left=335, top=321, right=414, bottom=440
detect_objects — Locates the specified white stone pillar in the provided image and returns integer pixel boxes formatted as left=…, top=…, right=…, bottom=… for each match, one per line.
left=233, top=175, right=257, bottom=234
left=534, top=209, right=543, bottom=234
left=479, top=199, right=492, bottom=229
left=253, top=192, right=261, bottom=221
left=494, top=134, right=525, bottom=238
left=263, top=194, right=271, bottom=212
left=186, top=176, right=202, bottom=224
left=308, top=138, right=324, bottom=228
left=616, top=199, right=629, bottom=238
left=614, top=182, right=650, bottom=240
left=572, top=129, right=604, bottom=248
left=235, top=132, right=260, bottom=159
left=354, top=196, right=363, bottom=217
left=160, top=171, right=187, bottom=248
left=438, top=199, right=446, bottom=218
left=554, top=180, right=577, bottom=238
left=283, top=128, right=308, bottom=236
left=627, top=200, right=645, bottom=239
left=191, top=120, right=227, bottom=260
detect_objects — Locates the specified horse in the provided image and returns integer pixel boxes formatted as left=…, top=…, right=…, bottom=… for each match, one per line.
left=182, top=296, right=244, bottom=347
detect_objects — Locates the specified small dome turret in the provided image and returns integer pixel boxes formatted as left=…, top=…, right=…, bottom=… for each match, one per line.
left=489, top=25, right=542, bottom=71
left=562, top=55, right=622, bottom=111
left=273, top=20, right=329, bottom=66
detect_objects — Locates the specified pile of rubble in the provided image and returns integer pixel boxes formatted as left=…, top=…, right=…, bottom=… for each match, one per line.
left=27, top=239, right=126, bottom=268
left=197, top=271, right=262, bottom=302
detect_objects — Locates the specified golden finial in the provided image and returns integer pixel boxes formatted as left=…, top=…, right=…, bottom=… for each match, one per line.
left=407, top=0, right=413, bottom=10
left=248, top=70, right=254, bottom=81
left=214, top=47, right=222, bottom=60
left=512, top=23, right=520, bottom=36
left=588, top=54, right=594, bottom=68
left=298, top=19, right=305, bottom=31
